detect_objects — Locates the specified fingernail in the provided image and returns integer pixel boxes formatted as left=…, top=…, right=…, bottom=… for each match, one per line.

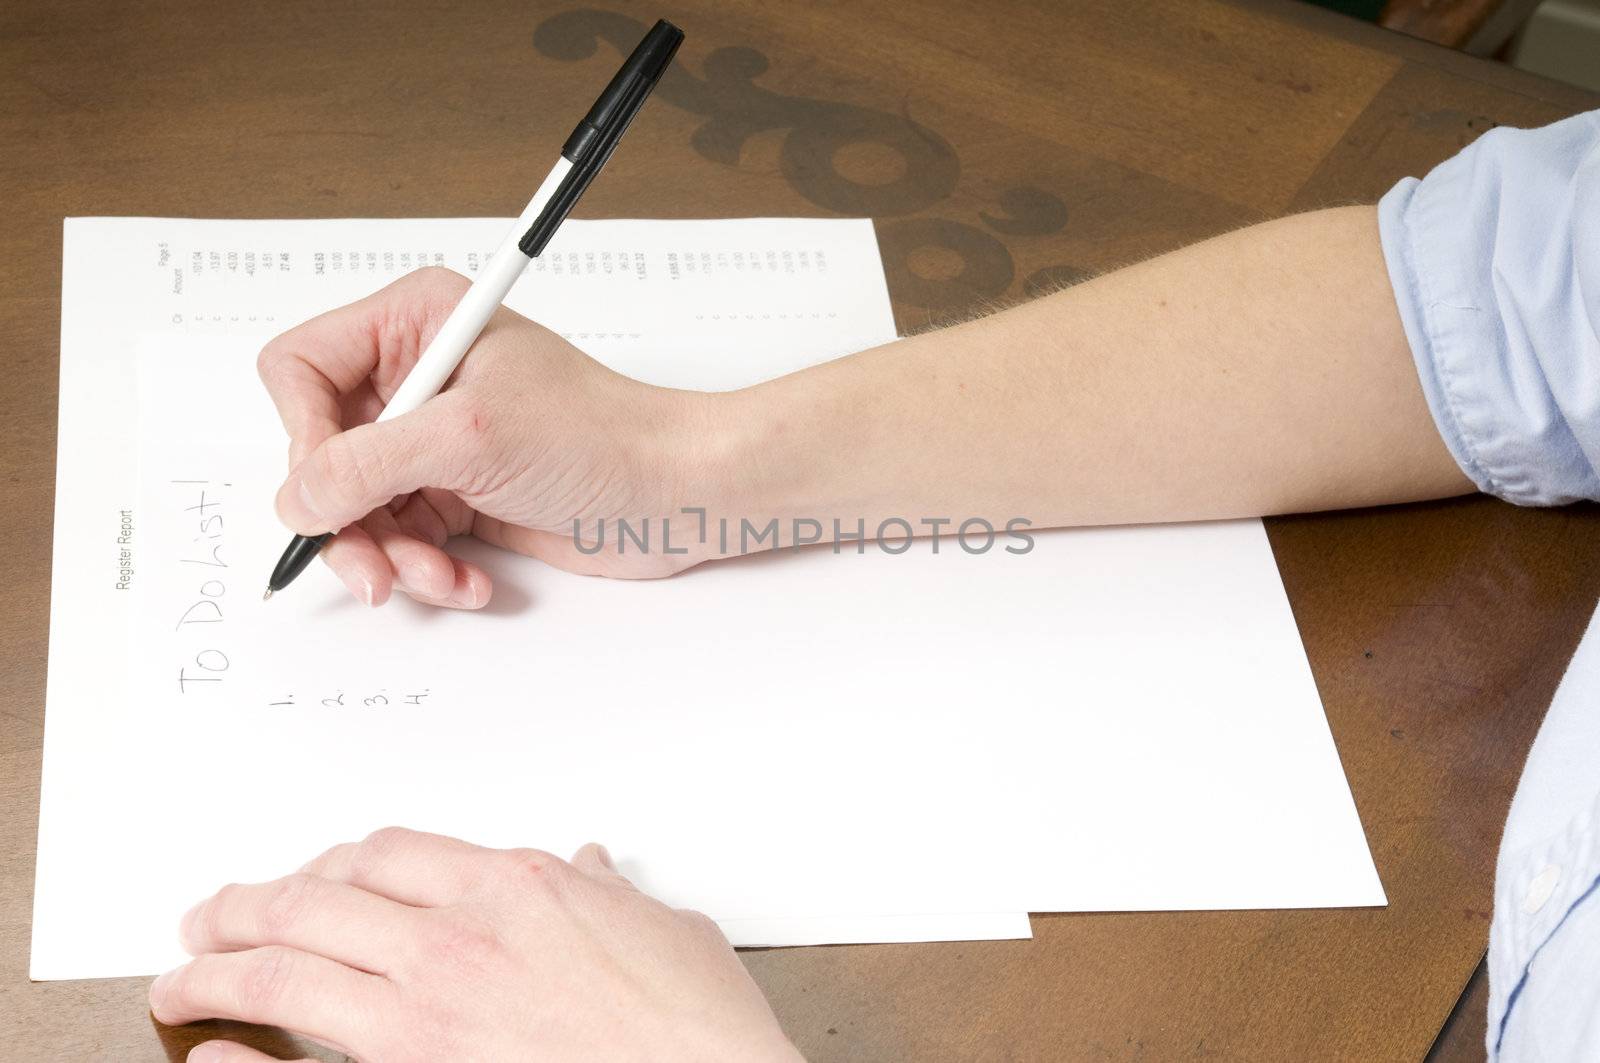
left=297, top=477, right=326, bottom=521
left=188, top=1042, right=226, bottom=1063
left=149, top=966, right=179, bottom=1012
left=448, top=581, right=480, bottom=608
left=339, top=570, right=374, bottom=606
left=402, top=563, right=432, bottom=594
left=594, top=844, right=616, bottom=870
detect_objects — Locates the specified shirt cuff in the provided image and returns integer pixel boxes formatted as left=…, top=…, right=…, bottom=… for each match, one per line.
left=1377, top=175, right=1518, bottom=500
left=1376, top=120, right=1600, bottom=507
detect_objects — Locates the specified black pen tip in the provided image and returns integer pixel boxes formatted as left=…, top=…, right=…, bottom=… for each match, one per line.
left=262, top=588, right=274, bottom=601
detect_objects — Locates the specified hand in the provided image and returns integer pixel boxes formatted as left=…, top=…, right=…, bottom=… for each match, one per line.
left=258, top=267, right=730, bottom=608
left=148, top=828, right=799, bottom=1063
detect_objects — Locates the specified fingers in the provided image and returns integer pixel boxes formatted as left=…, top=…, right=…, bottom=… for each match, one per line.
left=317, top=497, right=490, bottom=609
left=386, top=494, right=493, bottom=608
left=570, top=843, right=640, bottom=892
left=398, top=555, right=492, bottom=610
left=149, top=945, right=391, bottom=1053
left=354, top=507, right=491, bottom=609
left=300, top=827, right=489, bottom=907
left=187, top=1042, right=310, bottom=1063
left=257, top=268, right=471, bottom=467
left=179, top=873, right=426, bottom=975
left=318, top=524, right=391, bottom=607
left=361, top=506, right=456, bottom=600
left=392, top=490, right=456, bottom=547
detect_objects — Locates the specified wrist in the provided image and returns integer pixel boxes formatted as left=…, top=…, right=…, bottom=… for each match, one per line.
left=637, top=388, right=754, bottom=560
left=685, top=383, right=823, bottom=556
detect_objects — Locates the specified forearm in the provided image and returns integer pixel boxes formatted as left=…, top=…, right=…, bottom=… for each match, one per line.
left=704, top=205, right=1470, bottom=535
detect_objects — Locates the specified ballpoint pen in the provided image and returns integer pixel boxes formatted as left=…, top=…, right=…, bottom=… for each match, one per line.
left=264, top=18, right=684, bottom=599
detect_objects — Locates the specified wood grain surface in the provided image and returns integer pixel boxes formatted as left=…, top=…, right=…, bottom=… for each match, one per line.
left=2, top=1, right=1596, bottom=1059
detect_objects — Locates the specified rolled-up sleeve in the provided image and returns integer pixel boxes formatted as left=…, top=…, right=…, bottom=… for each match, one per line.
left=1378, top=110, right=1600, bottom=505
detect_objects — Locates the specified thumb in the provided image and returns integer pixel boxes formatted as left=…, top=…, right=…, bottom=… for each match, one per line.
left=571, top=842, right=639, bottom=891
left=275, top=399, right=474, bottom=534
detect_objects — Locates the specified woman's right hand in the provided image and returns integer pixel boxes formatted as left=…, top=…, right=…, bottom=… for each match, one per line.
left=257, top=267, right=733, bottom=608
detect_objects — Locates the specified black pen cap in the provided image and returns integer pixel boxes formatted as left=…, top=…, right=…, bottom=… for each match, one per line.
left=561, top=19, right=684, bottom=163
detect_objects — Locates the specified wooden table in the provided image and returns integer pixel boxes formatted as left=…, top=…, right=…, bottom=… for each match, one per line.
left=2, top=1, right=1595, bottom=1059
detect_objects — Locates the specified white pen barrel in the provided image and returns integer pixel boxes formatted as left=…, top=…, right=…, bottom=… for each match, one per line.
left=376, top=245, right=526, bottom=420
left=377, top=156, right=575, bottom=422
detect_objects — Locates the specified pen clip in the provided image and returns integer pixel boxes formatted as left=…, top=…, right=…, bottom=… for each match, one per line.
left=519, top=75, right=652, bottom=257
left=519, top=19, right=683, bottom=258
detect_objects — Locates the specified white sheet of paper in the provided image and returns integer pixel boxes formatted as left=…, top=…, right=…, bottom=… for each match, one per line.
left=34, top=217, right=1384, bottom=981
left=35, top=217, right=1030, bottom=979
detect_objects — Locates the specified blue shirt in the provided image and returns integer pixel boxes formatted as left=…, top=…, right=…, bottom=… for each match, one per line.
left=1377, top=109, right=1600, bottom=1060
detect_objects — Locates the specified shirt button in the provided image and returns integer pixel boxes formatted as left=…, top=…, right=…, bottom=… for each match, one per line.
left=1523, top=865, right=1561, bottom=915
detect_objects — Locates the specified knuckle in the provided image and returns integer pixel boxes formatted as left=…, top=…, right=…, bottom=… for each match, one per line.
left=317, top=433, right=379, bottom=503
left=198, top=883, right=241, bottom=938
left=183, top=900, right=215, bottom=944
left=161, top=961, right=201, bottom=1013
left=255, top=341, right=284, bottom=386
left=364, top=825, right=414, bottom=852
left=167, top=951, right=231, bottom=1014
left=351, top=826, right=409, bottom=877
left=678, top=908, right=723, bottom=937
left=301, top=841, right=348, bottom=875
left=196, top=883, right=236, bottom=941
left=260, top=873, right=321, bottom=936
left=236, top=945, right=297, bottom=1013
left=499, top=847, right=565, bottom=892
left=411, top=264, right=471, bottom=298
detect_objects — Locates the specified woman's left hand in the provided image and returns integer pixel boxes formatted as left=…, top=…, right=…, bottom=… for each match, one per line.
left=149, top=827, right=799, bottom=1063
